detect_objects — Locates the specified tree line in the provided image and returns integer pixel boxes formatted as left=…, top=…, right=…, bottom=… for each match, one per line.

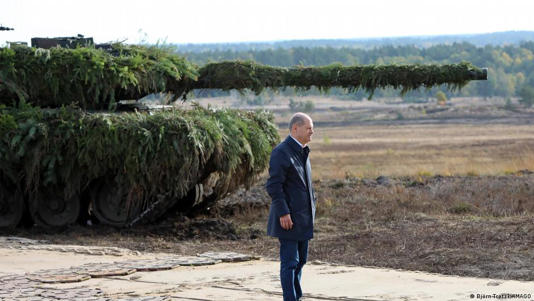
left=175, top=31, right=534, bottom=52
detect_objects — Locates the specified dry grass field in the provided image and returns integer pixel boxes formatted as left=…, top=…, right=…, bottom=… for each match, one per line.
left=307, top=123, right=534, bottom=179
left=258, top=95, right=534, bottom=179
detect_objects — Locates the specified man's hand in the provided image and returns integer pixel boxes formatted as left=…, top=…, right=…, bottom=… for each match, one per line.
left=279, top=214, right=293, bottom=230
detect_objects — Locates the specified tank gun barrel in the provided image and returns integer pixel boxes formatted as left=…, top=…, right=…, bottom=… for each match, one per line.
left=192, top=61, right=488, bottom=97
left=471, top=68, right=488, bottom=80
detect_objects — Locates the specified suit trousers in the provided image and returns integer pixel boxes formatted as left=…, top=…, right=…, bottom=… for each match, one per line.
left=279, top=239, right=309, bottom=301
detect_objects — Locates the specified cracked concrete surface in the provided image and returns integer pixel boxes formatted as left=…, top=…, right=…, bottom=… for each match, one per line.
left=0, top=237, right=533, bottom=300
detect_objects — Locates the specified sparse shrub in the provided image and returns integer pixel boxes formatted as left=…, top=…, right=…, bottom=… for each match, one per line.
left=330, top=181, right=345, bottom=189
left=246, top=95, right=266, bottom=106
left=289, top=98, right=315, bottom=112
left=441, top=170, right=452, bottom=177
left=466, top=171, right=479, bottom=177
left=402, top=96, right=428, bottom=104
left=303, top=100, right=315, bottom=112
left=396, top=112, right=405, bottom=120
left=448, top=202, right=473, bottom=214
left=417, top=170, right=433, bottom=177
left=436, top=90, right=447, bottom=106
left=316, top=197, right=335, bottom=216
left=289, top=98, right=298, bottom=111
left=344, top=170, right=356, bottom=179
left=504, top=98, right=514, bottom=110
left=406, top=179, right=424, bottom=187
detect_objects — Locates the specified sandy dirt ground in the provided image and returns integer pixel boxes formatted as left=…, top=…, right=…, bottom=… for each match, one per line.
left=1, top=242, right=533, bottom=301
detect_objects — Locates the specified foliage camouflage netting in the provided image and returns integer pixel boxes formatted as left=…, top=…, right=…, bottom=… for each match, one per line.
left=0, top=45, right=198, bottom=110
left=0, top=44, right=487, bottom=110
left=0, top=103, right=278, bottom=224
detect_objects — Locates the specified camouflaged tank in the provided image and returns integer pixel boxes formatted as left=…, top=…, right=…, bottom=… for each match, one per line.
left=0, top=37, right=487, bottom=228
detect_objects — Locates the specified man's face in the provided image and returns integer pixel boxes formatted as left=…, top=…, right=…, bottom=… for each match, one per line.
left=293, top=117, right=314, bottom=145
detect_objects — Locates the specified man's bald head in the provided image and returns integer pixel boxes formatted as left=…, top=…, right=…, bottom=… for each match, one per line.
left=289, top=112, right=312, bottom=131
left=289, top=112, right=314, bottom=146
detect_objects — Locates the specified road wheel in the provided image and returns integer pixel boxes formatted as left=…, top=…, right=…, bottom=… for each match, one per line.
left=90, top=180, right=143, bottom=227
left=29, top=187, right=80, bottom=227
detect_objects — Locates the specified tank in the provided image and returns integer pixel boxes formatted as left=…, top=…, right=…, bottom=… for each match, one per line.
left=0, top=40, right=488, bottom=228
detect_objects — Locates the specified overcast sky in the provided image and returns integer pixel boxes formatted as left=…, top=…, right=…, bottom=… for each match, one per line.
left=2, top=0, right=534, bottom=45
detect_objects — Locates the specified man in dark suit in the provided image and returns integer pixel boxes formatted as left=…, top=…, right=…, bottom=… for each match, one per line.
left=266, top=112, right=316, bottom=301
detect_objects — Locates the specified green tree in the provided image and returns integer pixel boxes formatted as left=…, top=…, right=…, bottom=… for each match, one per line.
left=288, top=99, right=315, bottom=112
left=303, top=100, right=315, bottom=112
left=518, top=85, right=534, bottom=107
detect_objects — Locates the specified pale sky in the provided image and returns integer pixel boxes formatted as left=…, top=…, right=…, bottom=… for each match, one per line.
left=2, top=0, right=534, bottom=45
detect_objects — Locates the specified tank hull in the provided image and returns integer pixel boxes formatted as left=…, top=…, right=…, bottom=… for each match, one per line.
left=0, top=106, right=279, bottom=227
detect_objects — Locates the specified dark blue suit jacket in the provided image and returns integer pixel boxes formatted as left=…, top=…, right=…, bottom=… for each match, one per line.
left=266, top=135, right=316, bottom=241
